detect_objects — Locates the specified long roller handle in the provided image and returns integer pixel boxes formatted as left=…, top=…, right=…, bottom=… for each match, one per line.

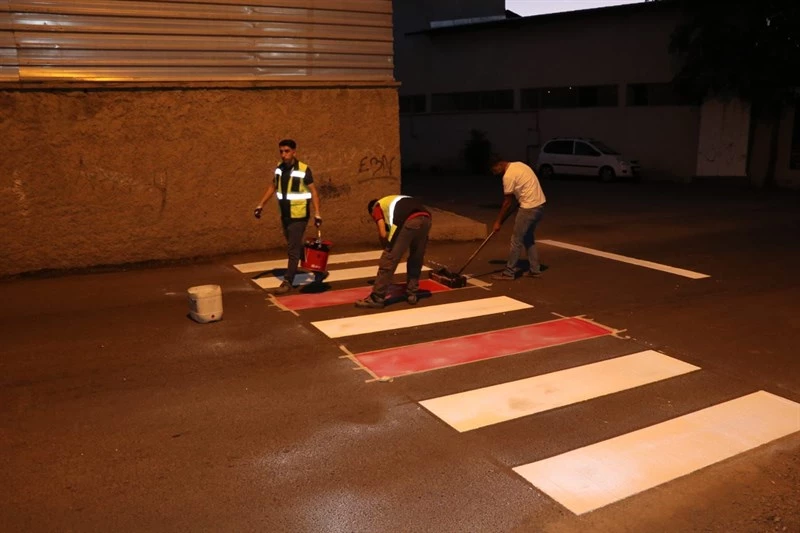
left=456, top=230, right=497, bottom=276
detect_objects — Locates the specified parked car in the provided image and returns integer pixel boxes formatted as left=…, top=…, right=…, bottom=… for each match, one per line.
left=534, top=137, right=641, bottom=181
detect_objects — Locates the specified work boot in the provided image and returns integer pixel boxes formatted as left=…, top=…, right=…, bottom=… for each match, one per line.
left=355, top=293, right=385, bottom=309
left=525, top=270, right=542, bottom=278
left=407, top=292, right=418, bottom=305
left=274, top=280, right=292, bottom=295
left=491, top=271, right=516, bottom=281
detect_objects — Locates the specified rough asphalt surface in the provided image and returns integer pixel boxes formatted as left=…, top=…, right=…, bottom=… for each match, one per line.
left=2, top=175, right=798, bottom=532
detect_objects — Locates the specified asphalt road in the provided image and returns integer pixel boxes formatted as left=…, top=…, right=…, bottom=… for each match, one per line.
left=1, top=176, right=798, bottom=533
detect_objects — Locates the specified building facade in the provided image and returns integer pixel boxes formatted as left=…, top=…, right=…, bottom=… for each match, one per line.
left=394, top=2, right=799, bottom=187
left=0, top=1, right=399, bottom=276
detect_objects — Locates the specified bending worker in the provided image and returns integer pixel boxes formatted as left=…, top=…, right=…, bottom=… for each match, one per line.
left=489, top=153, right=546, bottom=280
left=356, top=195, right=432, bottom=309
left=253, top=139, right=322, bottom=294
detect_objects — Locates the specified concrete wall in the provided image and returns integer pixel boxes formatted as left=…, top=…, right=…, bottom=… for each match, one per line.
left=414, top=7, right=682, bottom=93
left=0, top=87, right=400, bottom=276
left=401, top=104, right=700, bottom=179
left=396, top=4, right=705, bottom=180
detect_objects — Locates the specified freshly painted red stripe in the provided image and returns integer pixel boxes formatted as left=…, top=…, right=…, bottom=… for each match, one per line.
left=277, top=279, right=451, bottom=311
left=356, top=318, right=609, bottom=378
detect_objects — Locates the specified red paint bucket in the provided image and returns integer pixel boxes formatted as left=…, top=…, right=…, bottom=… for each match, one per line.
left=301, top=238, right=333, bottom=272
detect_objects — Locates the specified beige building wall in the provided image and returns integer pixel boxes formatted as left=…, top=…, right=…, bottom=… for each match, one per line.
left=0, top=1, right=399, bottom=277
left=0, top=88, right=399, bottom=277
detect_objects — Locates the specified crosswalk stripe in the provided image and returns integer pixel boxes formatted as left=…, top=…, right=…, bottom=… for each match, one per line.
left=420, top=350, right=700, bottom=432
left=311, top=296, right=532, bottom=339
left=514, top=391, right=800, bottom=515
left=356, top=317, right=608, bottom=379
left=276, top=279, right=452, bottom=311
left=233, top=251, right=384, bottom=274
left=539, top=239, right=711, bottom=279
left=253, top=263, right=431, bottom=290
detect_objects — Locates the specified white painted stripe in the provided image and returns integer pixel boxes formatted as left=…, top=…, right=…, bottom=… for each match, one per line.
left=234, top=251, right=384, bottom=274
left=312, top=296, right=531, bottom=338
left=253, top=263, right=430, bottom=290
left=466, top=276, right=491, bottom=289
left=514, top=391, right=800, bottom=515
left=421, top=351, right=700, bottom=432
left=539, top=239, right=710, bottom=279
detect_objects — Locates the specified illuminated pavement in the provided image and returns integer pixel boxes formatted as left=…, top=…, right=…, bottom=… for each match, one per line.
left=2, top=178, right=799, bottom=532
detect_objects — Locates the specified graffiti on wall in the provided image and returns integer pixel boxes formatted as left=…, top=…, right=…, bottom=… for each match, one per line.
left=358, top=154, right=397, bottom=182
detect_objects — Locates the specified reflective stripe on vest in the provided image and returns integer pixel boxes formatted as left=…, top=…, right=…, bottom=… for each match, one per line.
left=378, top=195, right=409, bottom=241
left=274, top=161, right=310, bottom=218
left=276, top=192, right=312, bottom=200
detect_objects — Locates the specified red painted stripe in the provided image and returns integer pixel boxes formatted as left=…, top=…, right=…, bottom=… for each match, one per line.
left=277, top=279, right=451, bottom=311
left=356, top=318, right=609, bottom=378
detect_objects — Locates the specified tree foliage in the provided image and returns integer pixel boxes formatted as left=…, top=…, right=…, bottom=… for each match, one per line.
left=669, top=0, right=800, bottom=113
left=463, top=129, right=493, bottom=174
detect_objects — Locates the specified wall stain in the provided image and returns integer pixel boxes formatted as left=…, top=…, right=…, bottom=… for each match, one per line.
left=11, top=174, right=30, bottom=217
left=356, top=175, right=399, bottom=185
left=316, top=177, right=350, bottom=199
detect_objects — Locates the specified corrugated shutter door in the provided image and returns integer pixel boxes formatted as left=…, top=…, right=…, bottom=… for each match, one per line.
left=0, top=0, right=394, bottom=85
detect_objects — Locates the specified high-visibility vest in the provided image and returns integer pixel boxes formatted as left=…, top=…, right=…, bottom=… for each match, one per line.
left=274, top=161, right=311, bottom=219
left=376, top=195, right=410, bottom=241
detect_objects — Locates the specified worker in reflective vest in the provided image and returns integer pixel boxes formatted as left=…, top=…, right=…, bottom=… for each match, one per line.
left=355, top=195, right=432, bottom=308
left=253, top=139, right=322, bottom=294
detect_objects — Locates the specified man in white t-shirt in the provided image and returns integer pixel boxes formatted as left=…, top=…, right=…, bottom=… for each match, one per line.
left=489, top=155, right=546, bottom=280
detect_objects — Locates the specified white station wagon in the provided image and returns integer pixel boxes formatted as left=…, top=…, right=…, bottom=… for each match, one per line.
left=535, top=137, right=641, bottom=181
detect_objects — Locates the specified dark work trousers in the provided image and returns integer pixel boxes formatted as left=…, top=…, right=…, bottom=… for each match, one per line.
left=282, top=218, right=308, bottom=284
left=372, top=215, right=432, bottom=298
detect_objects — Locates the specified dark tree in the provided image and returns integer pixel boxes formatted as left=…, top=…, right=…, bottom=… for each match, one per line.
left=463, top=129, right=493, bottom=175
left=668, top=0, right=800, bottom=186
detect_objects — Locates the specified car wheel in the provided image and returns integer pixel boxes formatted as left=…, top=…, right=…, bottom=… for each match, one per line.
left=538, top=164, right=554, bottom=179
left=599, top=166, right=616, bottom=182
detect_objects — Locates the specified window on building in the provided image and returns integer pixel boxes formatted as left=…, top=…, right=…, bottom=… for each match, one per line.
left=626, top=82, right=697, bottom=106
left=541, top=87, right=578, bottom=108
left=521, top=85, right=618, bottom=109
left=791, top=105, right=800, bottom=170
left=578, top=85, right=618, bottom=107
left=543, top=140, right=574, bottom=155
left=575, top=141, right=601, bottom=156
left=520, top=88, right=541, bottom=109
left=400, top=94, right=426, bottom=114
left=431, top=90, right=514, bottom=112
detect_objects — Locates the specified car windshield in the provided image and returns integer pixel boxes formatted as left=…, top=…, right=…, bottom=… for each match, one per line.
left=590, top=141, right=620, bottom=155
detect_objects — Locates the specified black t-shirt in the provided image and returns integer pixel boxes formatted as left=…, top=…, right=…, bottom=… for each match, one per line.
left=391, top=196, right=429, bottom=224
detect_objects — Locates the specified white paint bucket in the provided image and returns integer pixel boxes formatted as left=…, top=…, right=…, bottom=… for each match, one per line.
left=187, top=284, right=223, bottom=323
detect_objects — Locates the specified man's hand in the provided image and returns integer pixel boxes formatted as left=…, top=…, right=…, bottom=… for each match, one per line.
left=314, top=216, right=322, bottom=228
left=253, top=206, right=263, bottom=219
left=492, top=220, right=502, bottom=233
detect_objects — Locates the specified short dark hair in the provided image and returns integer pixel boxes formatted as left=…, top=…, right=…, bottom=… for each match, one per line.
left=488, top=153, right=504, bottom=167
left=367, top=199, right=379, bottom=214
left=278, top=139, right=296, bottom=150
